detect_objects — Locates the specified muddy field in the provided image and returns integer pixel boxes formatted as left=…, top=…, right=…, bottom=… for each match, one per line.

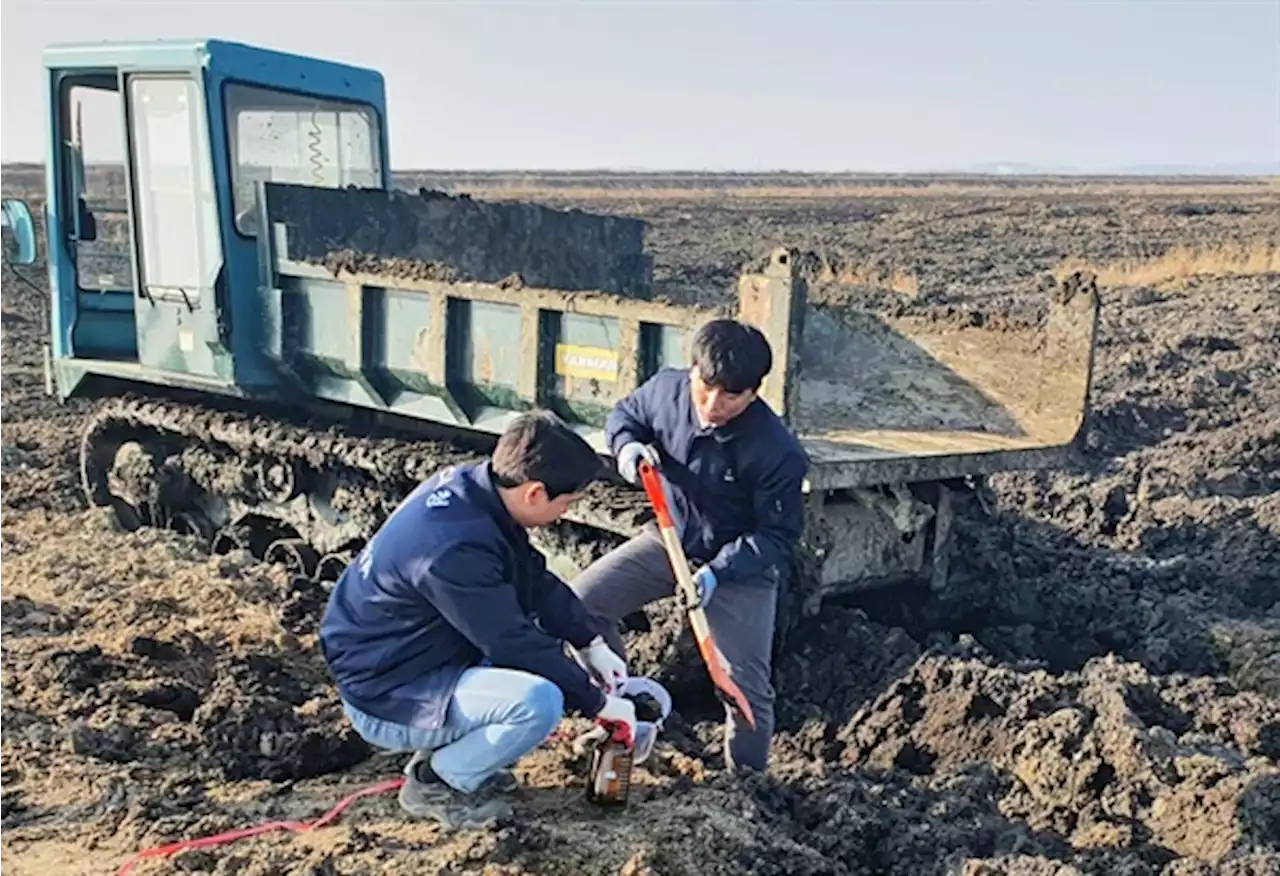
left=2, top=173, right=1279, bottom=875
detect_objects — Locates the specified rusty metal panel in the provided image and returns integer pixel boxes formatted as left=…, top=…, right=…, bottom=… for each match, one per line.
left=370, top=285, right=439, bottom=397
left=802, top=493, right=929, bottom=600
left=279, top=254, right=711, bottom=326
left=639, top=321, right=688, bottom=381
left=265, top=216, right=1098, bottom=493
left=790, top=275, right=1100, bottom=489
left=545, top=312, right=626, bottom=425
left=281, top=275, right=354, bottom=378
left=737, top=247, right=807, bottom=419
left=447, top=298, right=525, bottom=414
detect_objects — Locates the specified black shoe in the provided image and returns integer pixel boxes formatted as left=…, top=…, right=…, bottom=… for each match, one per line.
left=399, top=751, right=514, bottom=828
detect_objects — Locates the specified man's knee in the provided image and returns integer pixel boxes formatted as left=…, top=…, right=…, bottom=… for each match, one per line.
left=515, top=676, right=565, bottom=738
left=567, top=532, right=670, bottom=611
left=565, top=565, right=612, bottom=622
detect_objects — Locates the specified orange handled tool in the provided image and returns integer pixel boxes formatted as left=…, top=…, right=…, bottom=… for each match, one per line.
left=637, top=459, right=756, bottom=730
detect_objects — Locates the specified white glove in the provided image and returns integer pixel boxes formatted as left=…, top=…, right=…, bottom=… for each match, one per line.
left=595, top=694, right=638, bottom=745
left=574, top=636, right=628, bottom=694
left=616, top=442, right=659, bottom=485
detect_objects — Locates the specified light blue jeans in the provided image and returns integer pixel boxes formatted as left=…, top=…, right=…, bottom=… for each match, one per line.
left=343, top=667, right=565, bottom=794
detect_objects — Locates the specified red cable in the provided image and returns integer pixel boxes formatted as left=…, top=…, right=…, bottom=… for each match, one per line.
left=115, top=777, right=406, bottom=876
left=116, top=726, right=591, bottom=873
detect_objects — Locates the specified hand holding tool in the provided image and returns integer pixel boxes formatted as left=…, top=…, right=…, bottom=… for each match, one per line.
left=636, top=459, right=756, bottom=730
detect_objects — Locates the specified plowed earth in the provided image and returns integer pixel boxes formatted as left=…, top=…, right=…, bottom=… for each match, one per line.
left=2, top=175, right=1278, bottom=876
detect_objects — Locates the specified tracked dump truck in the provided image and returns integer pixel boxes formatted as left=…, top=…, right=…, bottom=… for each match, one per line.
left=5, top=38, right=1099, bottom=629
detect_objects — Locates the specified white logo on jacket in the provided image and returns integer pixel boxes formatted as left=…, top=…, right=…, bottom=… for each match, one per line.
left=358, top=535, right=376, bottom=578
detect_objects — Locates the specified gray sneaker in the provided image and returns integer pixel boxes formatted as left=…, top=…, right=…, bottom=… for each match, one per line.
left=479, top=769, right=520, bottom=794
left=399, top=752, right=515, bottom=828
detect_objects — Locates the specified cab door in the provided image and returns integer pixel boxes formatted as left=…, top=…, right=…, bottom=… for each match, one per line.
left=125, top=72, right=230, bottom=381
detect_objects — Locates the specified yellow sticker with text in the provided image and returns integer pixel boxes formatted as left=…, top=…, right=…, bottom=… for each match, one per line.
left=555, top=344, right=619, bottom=382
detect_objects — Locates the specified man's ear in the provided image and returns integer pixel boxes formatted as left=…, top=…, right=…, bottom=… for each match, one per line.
left=523, top=481, right=549, bottom=505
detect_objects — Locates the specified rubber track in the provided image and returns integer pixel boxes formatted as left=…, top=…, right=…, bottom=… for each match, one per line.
left=80, top=395, right=652, bottom=536
left=83, top=396, right=473, bottom=488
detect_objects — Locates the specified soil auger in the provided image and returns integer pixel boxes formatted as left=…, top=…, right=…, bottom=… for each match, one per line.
left=637, top=459, right=756, bottom=730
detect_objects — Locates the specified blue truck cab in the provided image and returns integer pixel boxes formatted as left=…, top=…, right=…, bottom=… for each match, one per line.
left=12, top=38, right=389, bottom=397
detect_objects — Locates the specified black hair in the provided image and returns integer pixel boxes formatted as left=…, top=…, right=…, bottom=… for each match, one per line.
left=491, top=409, right=605, bottom=498
left=690, top=319, right=773, bottom=394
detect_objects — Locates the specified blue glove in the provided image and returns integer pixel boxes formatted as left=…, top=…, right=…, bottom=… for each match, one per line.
left=681, top=566, right=718, bottom=611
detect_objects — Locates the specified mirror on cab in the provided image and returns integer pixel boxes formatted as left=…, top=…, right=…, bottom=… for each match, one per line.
left=1, top=199, right=38, bottom=265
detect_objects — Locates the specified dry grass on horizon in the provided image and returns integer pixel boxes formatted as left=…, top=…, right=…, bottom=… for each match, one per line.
left=1056, top=242, right=1280, bottom=289
left=440, top=180, right=1280, bottom=203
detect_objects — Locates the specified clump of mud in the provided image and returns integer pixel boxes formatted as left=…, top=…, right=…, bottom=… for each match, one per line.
left=838, top=649, right=1280, bottom=865
left=0, top=510, right=370, bottom=793
left=317, top=248, right=468, bottom=283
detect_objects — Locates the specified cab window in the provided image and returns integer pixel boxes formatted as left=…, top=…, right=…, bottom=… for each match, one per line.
left=61, top=78, right=136, bottom=293
left=224, top=83, right=382, bottom=235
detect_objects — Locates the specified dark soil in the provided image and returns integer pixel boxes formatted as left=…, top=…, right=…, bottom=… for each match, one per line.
left=2, top=174, right=1277, bottom=876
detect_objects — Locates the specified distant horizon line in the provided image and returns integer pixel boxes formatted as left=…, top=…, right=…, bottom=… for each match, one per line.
left=3, top=160, right=1278, bottom=179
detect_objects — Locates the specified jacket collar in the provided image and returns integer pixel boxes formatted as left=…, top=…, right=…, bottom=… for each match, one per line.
left=468, top=461, right=526, bottom=541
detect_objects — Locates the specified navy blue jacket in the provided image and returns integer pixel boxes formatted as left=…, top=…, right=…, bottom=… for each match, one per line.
left=318, top=462, right=607, bottom=730
left=607, top=368, right=809, bottom=588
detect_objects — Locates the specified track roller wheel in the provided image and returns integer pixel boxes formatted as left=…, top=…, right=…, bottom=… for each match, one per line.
left=315, top=551, right=353, bottom=584
left=265, top=538, right=319, bottom=578
left=212, top=525, right=254, bottom=555
left=255, top=457, right=299, bottom=503
left=82, top=429, right=162, bottom=533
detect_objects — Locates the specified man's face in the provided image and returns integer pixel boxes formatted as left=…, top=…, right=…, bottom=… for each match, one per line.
left=690, top=368, right=756, bottom=428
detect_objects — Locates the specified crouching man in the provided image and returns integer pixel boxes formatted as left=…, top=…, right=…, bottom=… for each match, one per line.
left=569, top=319, right=809, bottom=774
left=319, top=411, right=636, bottom=828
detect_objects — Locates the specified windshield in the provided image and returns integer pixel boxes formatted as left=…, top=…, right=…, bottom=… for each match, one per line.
left=224, top=83, right=382, bottom=235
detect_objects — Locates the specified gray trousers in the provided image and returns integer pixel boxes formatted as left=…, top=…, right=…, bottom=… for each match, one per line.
left=566, top=528, right=777, bottom=772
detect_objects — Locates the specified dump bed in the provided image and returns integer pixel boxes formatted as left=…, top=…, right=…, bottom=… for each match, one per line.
left=790, top=279, right=1098, bottom=489
left=257, top=183, right=1099, bottom=494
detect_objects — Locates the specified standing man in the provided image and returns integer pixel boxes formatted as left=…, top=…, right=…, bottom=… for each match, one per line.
left=568, top=319, right=809, bottom=773
left=320, top=410, right=636, bottom=829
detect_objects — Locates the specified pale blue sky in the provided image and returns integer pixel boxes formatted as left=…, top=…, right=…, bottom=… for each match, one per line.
left=3, top=0, right=1277, bottom=172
